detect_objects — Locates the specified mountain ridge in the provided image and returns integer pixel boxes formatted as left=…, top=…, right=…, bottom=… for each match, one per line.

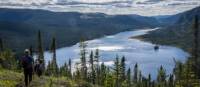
left=140, top=6, right=200, bottom=52
left=0, top=8, right=158, bottom=53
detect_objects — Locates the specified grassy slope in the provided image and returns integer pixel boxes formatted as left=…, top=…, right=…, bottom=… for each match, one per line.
left=0, top=69, right=96, bottom=87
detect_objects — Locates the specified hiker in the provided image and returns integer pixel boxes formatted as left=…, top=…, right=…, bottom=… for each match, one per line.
left=34, top=59, right=45, bottom=77
left=20, top=49, right=34, bottom=87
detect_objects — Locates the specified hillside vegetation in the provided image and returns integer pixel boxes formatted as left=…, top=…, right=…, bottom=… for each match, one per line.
left=0, top=8, right=158, bottom=53
left=0, top=69, right=98, bottom=87
left=140, top=6, right=200, bottom=52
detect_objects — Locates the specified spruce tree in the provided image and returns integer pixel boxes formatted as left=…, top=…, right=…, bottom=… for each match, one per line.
left=148, top=74, right=151, bottom=87
left=120, top=56, right=126, bottom=81
left=79, top=38, right=87, bottom=80
left=127, top=68, right=131, bottom=87
left=174, top=62, right=183, bottom=86
left=68, top=58, right=72, bottom=79
left=89, top=51, right=95, bottom=84
left=94, top=49, right=100, bottom=84
left=0, top=38, right=4, bottom=52
left=157, top=66, right=166, bottom=87
left=105, top=73, right=115, bottom=87
left=138, top=71, right=142, bottom=87
left=133, top=63, right=138, bottom=83
left=37, top=30, right=44, bottom=66
left=96, top=65, right=101, bottom=85
left=192, top=15, right=200, bottom=78
left=168, top=74, right=174, bottom=87
left=100, top=62, right=106, bottom=86
left=60, top=62, right=68, bottom=76
left=75, top=67, right=81, bottom=81
left=152, top=81, right=155, bottom=87
left=50, top=37, right=58, bottom=76
left=94, top=49, right=99, bottom=63
left=46, top=61, right=52, bottom=76
left=29, top=45, right=33, bottom=57
left=114, top=55, right=120, bottom=87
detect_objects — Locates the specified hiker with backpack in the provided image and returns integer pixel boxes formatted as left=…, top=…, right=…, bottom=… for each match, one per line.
left=20, top=49, right=34, bottom=87
left=34, top=59, right=45, bottom=77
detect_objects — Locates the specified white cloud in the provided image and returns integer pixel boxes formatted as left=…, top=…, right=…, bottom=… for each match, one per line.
left=0, top=0, right=199, bottom=16
left=65, top=0, right=132, bottom=3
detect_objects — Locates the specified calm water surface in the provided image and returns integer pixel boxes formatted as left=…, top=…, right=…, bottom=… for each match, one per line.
left=44, top=28, right=189, bottom=78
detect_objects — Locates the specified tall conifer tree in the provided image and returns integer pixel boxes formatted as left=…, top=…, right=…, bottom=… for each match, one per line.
left=89, top=51, right=95, bottom=84
left=120, top=56, right=126, bottom=81
left=68, top=58, right=72, bottom=79
left=192, top=15, right=200, bottom=78
left=0, top=38, right=4, bottom=52
left=127, top=68, right=131, bottom=87
left=37, top=30, right=44, bottom=65
left=79, top=38, right=87, bottom=80
left=133, top=63, right=138, bottom=83
left=50, top=37, right=58, bottom=76
left=114, top=55, right=120, bottom=87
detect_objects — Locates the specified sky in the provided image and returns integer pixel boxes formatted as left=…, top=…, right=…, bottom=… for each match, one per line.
left=0, top=0, right=199, bottom=16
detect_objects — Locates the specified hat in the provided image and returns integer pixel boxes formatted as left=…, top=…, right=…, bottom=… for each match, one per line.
left=24, top=49, right=30, bottom=53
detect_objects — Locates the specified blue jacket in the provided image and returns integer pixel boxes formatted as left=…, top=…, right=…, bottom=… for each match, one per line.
left=21, top=55, right=33, bottom=69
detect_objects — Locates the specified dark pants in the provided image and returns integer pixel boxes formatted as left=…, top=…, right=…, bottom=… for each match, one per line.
left=24, top=68, right=33, bottom=87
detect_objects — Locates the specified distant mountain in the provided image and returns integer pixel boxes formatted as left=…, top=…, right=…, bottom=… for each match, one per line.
left=141, top=6, right=200, bottom=51
left=153, top=14, right=181, bottom=26
left=0, top=8, right=158, bottom=53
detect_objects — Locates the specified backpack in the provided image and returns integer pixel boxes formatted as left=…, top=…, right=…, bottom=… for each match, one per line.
left=35, top=63, right=44, bottom=76
left=21, top=56, right=33, bottom=69
left=38, top=63, right=45, bottom=72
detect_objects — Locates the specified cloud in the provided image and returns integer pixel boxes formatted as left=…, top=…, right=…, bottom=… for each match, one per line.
left=0, top=0, right=199, bottom=16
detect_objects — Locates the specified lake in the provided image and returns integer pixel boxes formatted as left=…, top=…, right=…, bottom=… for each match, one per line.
left=44, top=28, right=189, bottom=79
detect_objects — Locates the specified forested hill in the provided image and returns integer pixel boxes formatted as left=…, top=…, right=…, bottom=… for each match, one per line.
left=0, top=8, right=159, bottom=53
left=141, top=6, right=200, bottom=51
